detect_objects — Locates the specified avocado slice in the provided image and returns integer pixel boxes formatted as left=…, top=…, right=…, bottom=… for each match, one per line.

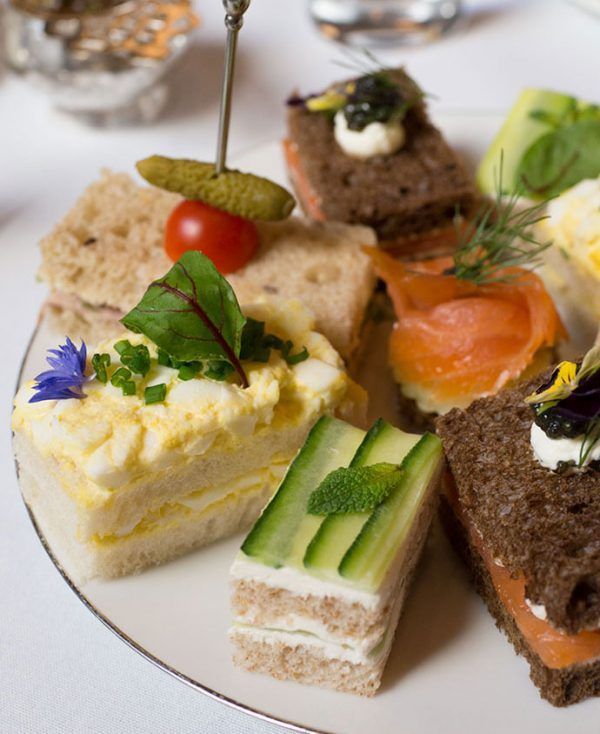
left=339, top=432, right=443, bottom=592
left=240, top=416, right=364, bottom=568
left=303, top=419, right=420, bottom=581
left=477, top=88, right=580, bottom=195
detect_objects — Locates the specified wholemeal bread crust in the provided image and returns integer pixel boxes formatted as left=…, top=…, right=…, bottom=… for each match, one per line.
left=230, top=631, right=384, bottom=696
left=436, top=375, right=600, bottom=636
left=287, top=69, right=475, bottom=241
left=440, top=496, right=600, bottom=707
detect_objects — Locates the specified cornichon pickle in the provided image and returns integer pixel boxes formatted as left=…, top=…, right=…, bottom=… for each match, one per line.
left=136, top=155, right=295, bottom=221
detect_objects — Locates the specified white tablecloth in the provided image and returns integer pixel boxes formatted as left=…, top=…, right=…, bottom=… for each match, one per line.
left=1, top=1, right=598, bottom=731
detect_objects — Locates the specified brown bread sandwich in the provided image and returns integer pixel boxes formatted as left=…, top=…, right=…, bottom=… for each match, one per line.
left=284, top=64, right=476, bottom=252
left=39, top=168, right=376, bottom=362
left=436, top=349, right=600, bottom=706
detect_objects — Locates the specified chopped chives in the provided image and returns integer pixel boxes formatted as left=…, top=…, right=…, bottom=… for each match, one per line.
left=145, top=383, right=167, bottom=405
left=92, top=353, right=111, bottom=383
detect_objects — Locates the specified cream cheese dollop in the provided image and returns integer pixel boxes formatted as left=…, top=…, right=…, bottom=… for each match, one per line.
left=530, top=422, right=600, bottom=471
left=333, top=110, right=405, bottom=160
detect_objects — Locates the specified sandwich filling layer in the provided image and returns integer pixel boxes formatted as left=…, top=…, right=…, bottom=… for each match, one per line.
left=445, top=474, right=600, bottom=670
left=13, top=301, right=362, bottom=581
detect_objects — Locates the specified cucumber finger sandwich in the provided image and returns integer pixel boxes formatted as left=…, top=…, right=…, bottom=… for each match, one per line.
left=229, top=415, right=444, bottom=695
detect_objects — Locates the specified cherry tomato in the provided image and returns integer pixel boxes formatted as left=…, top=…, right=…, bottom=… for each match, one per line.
left=164, top=200, right=259, bottom=273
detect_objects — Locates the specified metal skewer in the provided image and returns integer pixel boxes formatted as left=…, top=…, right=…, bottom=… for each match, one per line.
left=215, top=0, right=251, bottom=175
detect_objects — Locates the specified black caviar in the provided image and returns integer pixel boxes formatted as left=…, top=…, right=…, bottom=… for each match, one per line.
left=534, top=408, right=587, bottom=440
left=343, top=74, right=406, bottom=131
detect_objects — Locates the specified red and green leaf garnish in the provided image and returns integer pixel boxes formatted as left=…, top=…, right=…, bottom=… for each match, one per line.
left=122, top=251, right=249, bottom=387
left=121, top=251, right=309, bottom=391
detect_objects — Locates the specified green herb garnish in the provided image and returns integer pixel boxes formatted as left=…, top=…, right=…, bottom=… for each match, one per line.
left=579, top=420, right=600, bottom=469
left=517, top=119, right=600, bottom=199
left=110, top=366, right=136, bottom=396
left=144, top=383, right=167, bottom=405
left=122, top=251, right=249, bottom=387
left=240, top=317, right=309, bottom=366
left=114, top=340, right=151, bottom=376
left=240, top=318, right=270, bottom=362
left=177, top=362, right=201, bottom=381
left=286, top=346, right=310, bottom=365
left=92, top=352, right=111, bottom=383
left=516, top=101, right=600, bottom=199
left=307, top=463, right=403, bottom=515
left=449, top=155, right=552, bottom=286
left=204, top=361, right=235, bottom=381
left=157, top=348, right=173, bottom=367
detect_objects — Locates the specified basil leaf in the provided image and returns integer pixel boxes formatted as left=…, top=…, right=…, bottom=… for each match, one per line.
left=517, top=119, right=600, bottom=198
left=307, top=463, right=403, bottom=515
left=121, top=251, right=248, bottom=387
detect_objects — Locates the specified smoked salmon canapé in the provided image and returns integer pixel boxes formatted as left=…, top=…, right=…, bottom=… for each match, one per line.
left=367, top=247, right=566, bottom=423
left=284, top=66, right=476, bottom=248
left=437, top=357, right=600, bottom=707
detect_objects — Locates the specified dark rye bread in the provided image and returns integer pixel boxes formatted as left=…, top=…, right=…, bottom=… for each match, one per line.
left=287, top=69, right=476, bottom=241
left=439, top=496, right=600, bottom=706
left=396, top=387, right=436, bottom=434
left=436, top=376, right=600, bottom=635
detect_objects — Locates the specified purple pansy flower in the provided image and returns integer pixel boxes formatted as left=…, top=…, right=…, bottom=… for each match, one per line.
left=29, top=338, right=90, bottom=403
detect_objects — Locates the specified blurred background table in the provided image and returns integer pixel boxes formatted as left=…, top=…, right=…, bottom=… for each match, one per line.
left=0, top=1, right=598, bottom=732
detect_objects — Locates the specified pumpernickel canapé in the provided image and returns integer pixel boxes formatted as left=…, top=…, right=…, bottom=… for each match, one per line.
left=285, top=68, right=476, bottom=245
left=436, top=374, right=600, bottom=705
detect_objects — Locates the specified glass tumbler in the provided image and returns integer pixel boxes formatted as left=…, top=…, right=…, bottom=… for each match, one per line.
left=308, top=0, right=462, bottom=46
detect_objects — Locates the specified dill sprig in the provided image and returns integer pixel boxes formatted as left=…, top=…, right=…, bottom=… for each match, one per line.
left=579, top=419, right=600, bottom=468
left=450, top=155, right=553, bottom=286
left=332, top=47, right=389, bottom=76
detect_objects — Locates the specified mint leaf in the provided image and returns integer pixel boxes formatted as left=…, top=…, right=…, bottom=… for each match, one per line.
left=307, top=463, right=403, bottom=515
left=121, top=251, right=248, bottom=387
left=517, top=119, right=600, bottom=198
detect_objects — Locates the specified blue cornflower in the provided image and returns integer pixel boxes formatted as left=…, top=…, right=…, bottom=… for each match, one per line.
left=29, top=337, right=90, bottom=403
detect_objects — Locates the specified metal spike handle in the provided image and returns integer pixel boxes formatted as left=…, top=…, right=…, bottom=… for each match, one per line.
left=215, top=0, right=251, bottom=174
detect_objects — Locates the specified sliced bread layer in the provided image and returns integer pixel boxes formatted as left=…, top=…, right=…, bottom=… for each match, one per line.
left=38, top=171, right=376, bottom=359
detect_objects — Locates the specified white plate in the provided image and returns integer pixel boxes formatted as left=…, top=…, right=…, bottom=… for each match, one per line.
left=16, top=115, right=600, bottom=734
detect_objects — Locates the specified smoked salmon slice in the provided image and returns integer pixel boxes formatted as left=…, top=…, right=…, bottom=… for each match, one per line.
left=367, top=248, right=566, bottom=409
left=445, top=477, right=600, bottom=669
left=282, top=139, right=325, bottom=222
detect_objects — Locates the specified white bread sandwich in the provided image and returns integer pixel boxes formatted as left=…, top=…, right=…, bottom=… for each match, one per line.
left=39, top=170, right=377, bottom=361
left=13, top=252, right=365, bottom=583
left=230, top=416, right=444, bottom=696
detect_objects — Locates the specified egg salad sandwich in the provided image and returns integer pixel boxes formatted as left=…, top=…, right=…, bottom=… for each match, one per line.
left=535, top=176, right=600, bottom=333
left=13, top=251, right=365, bottom=583
left=437, top=348, right=600, bottom=706
left=230, top=416, right=444, bottom=696
left=366, top=187, right=566, bottom=430
left=39, top=159, right=376, bottom=362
